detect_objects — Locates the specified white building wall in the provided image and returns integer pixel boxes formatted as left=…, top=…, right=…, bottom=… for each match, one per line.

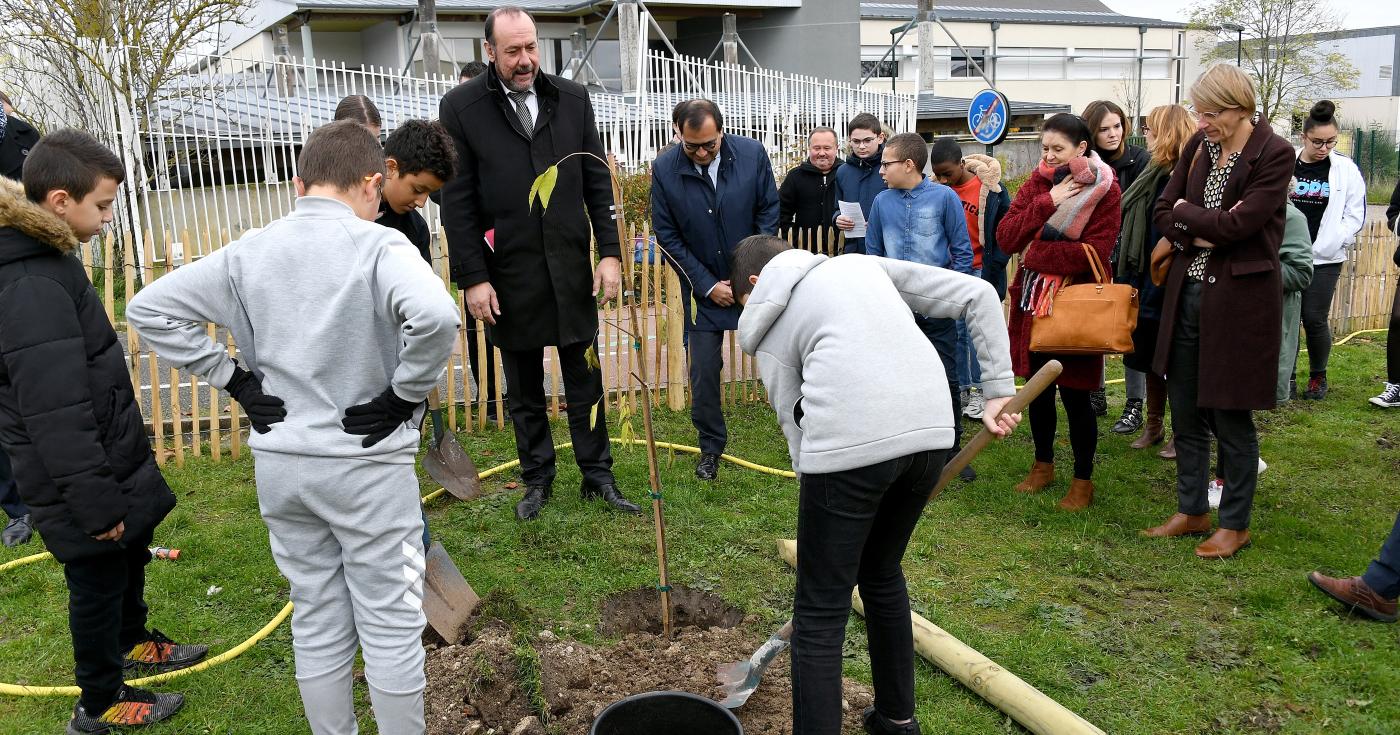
left=860, top=20, right=1183, bottom=118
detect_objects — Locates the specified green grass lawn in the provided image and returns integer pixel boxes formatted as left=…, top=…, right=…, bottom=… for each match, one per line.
left=2, top=337, right=1397, bottom=734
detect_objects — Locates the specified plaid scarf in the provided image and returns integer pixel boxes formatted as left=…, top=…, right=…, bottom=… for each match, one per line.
left=1018, top=151, right=1115, bottom=317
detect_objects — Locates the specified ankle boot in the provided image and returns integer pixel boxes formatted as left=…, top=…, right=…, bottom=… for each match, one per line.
left=1015, top=461, right=1055, bottom=493
left=1131, top=375, right=1167, bottom=449
left=1158, top=437, right=1177, bottom=460
left=1058, top=478, right=1095, bottom=511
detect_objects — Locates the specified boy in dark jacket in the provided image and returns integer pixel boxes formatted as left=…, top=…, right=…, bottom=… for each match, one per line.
left=930, top=138, right=1012, bottom=421
left=0, top=130, right=207, bottom=734
left=832, top=113, right=887, bottom=255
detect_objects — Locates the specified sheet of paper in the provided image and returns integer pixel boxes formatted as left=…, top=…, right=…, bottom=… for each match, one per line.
left=837, top=200, right=867, bottom=239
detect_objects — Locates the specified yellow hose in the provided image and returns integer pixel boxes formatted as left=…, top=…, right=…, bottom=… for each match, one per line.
left=1, top=437, right=794, bottom=696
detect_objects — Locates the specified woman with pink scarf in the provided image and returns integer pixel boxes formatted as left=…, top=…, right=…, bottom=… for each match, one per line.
left=997, top=113, right=1122, bottom=511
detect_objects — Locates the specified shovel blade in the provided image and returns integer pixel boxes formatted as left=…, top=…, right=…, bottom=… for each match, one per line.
left=424, top=433, right=482, bottom=501
left=422, top=542, right=480, bottom=644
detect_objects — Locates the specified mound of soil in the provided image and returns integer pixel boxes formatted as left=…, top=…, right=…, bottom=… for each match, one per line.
left=425, top=623, right=874, bottom=735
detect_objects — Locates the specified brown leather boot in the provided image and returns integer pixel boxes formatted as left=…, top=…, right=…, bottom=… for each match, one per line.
left=1057, top=479, right=1094, bottom=511
left=1142, top=512, right=1212, bottom=538
left=1158, top=437, right=1177, bottom=460
left=1132, top=375, right=1166, bottom=449
left=1307, top=573, right=1398, bottom=622
left=1014, top=461, right=1055, bottom=494
left=1195, top=528, right=1251, bottom=559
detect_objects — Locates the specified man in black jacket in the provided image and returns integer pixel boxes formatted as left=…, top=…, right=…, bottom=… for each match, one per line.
left=0, top=130, right=207, bottom=733
left=778, top=126, right=841, bottom=245
left=0, top=91, right=40, bottom=181
left=439, top=6, right=639, bottom=521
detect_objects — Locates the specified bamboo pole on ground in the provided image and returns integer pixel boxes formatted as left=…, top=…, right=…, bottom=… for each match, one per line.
left=476, top=326, right=489, bottom=431
left=170, top=366, right=184, bottom=468
left=777, top=539, right=1105, bottom=735
left=493, top=346, right=506, bottom=430
left=550, top=348, right=562, bottom=419
left=665, top=269, right=686, bottom=411
left=189, top=372, right=201, bottom=458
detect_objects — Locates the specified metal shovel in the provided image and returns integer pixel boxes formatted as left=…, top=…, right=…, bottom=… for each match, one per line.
left=423, top=388, right=482, bottom=500
left=423, top=541, right=481, bottom=644
left=716, top=361, right=1064, bottom=709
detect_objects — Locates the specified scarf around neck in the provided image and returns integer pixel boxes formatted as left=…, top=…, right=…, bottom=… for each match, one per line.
left=1114, top=162, right=1171, bottom=279
left=1035, top=151, right=1115, bottom=241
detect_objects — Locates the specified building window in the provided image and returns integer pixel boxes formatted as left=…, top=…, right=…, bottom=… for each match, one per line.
left=861, top=58, right=899, bottom=79
left=997, top=47, right=1066, bottom=80
left=1382, top=65, right=1393, bottom=80
left=1071, top=48, right=1135, bottom=79
left=951, top=47, right=987, bottom=78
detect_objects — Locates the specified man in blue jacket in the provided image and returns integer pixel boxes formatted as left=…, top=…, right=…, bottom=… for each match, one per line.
left=833, top=113, right=888, bottom=255
left=651, top=99, right=779, bottom=480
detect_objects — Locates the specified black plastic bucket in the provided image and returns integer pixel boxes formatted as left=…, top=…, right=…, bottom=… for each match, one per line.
left=590, top=691, right=744, bottom=735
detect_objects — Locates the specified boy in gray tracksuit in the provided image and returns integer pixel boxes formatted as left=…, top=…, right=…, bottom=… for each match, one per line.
left=127, top=121, right=459, bottom=735
left=731, top=235, right=1019, bottom=735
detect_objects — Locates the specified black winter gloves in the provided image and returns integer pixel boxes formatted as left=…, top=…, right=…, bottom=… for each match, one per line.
left=342, top=387, right=421, bottom=447
left=225, top=365, right=286, bottom=434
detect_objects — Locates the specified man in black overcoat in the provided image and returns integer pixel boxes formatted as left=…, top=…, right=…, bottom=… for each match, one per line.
left=439, top=6, right=639, bottom=520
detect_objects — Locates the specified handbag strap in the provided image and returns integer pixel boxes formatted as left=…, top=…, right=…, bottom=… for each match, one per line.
left=1081, top=243, right=1109, bottom=285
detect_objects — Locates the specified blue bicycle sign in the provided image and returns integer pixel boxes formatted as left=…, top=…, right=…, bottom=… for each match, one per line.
left=967, top=89, right=1011, bottom=146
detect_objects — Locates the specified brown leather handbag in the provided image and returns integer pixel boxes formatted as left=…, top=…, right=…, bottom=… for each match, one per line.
left=1030, top=244, right=1140, bottom=355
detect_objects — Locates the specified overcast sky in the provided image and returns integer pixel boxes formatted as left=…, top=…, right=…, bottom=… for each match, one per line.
left=1103, top=0, right=1399, bottom=31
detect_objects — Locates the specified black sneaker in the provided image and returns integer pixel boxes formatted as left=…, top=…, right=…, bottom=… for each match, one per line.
left=1111, top=399, right=1144, bottom=434
left=1370, top=383, right=1400, bottom=408
left=121, top=629, right=209, bottom=674
left=959, top=464, right=977, bottom=482
left=66, top=685, right=184, bottom=733
left=862, top=705, right=921, bottom=734
left=695, top=452, right=720, bottom=481
left=1089, top=389, right=1108, bottom=417
left=1303, top=374, right=1328, bottom=400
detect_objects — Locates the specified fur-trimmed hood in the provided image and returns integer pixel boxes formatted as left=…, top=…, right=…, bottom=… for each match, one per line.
left=962, top=153, right=1003, bottom=193
left=0, top=174, right=80, bottom=258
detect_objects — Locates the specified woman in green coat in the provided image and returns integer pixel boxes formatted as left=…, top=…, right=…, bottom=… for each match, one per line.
left=1279, top=196, right=1315, bottom=403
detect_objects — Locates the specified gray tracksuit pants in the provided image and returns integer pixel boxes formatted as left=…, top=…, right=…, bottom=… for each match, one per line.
left=255, top=450, right=427, bottom=735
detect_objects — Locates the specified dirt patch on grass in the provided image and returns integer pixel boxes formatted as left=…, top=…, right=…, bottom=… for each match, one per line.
left=424, top=622, right=874, bottom=735
left=597, top=585, right=746, bottom=637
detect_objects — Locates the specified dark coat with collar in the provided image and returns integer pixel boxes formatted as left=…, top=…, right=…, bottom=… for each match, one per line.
left=650, top=134, right=779, bottom=332
left=778, top=159, right=840, bottom=238
left=0, top=178, right=174, bottom=562
left=833, top=147, right=887, bottom=254
left=1152, top=125, right=1294, bottom=410
left=438, top=67, right=619, bottom=351
left=0, top=114, right=40, bottom=181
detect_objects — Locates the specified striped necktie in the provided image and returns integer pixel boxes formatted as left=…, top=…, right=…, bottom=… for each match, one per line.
left=509, top=91, right=533, bottom=138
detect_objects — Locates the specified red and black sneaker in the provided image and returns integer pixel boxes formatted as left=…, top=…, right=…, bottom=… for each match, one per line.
left=66, top=685, right=184, bottom=733
left=121, top=628, right=209, bottom=674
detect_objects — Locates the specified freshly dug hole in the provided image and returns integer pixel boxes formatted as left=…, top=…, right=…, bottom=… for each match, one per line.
left=598, top=585, right=745, bottom=636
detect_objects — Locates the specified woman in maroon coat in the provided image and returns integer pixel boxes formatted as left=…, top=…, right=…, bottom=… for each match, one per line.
left=997, top=114, right=1122, bottom=511
left=1142, top=65, right=1294, bottom=559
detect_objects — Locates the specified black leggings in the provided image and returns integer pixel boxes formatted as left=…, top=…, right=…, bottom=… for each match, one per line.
left=1028, top=355, right=1098, bottom=480
left=1300, top=263, right=1342, bottom=376
left=1388, top=282, right=1400, bottom=384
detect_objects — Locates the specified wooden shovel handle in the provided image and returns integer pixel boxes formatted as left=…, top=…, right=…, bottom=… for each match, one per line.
left=932, top=360, right=1063, bottom=498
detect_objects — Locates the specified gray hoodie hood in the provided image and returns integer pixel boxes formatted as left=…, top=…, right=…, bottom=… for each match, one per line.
left=738, top=249, right=827, bottom=355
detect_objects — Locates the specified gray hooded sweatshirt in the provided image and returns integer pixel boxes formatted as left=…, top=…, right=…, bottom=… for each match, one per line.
left=737, top=250, right=1014, bottom=474
left=127, top=196, right=460, bottom=462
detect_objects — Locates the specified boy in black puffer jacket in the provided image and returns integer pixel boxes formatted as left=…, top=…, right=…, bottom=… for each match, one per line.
left=0, top=130, right=207, bottom=735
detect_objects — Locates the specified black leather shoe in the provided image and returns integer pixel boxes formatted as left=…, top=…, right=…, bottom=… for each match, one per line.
left=695, top=452, right=720, bottom=481
left=515, top=484, right=552, bottom=521
left=862, top=706, right=921, bottom=734
left=581, top=480, right=642, bottom=514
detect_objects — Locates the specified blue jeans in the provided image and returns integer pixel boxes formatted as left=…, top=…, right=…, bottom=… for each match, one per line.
left=955, top=268, right=983, bottom=389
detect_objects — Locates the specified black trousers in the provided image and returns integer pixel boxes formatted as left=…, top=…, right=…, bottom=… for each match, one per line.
left=1387, top=283, right=1400, bottom=384
left=1299, top=262, right=1342, bottom=376
left=466, top=322, right=501, bottom=415
left=1028, top=354, right=1098, bottom=480
left=1168, top=282, right=1259, bottom=530
left=687, top=329, right=728, bottom=455
left=500, top=339, right=613, bottom=487
left=0, top=448, right=27, bottom=520
left=64, top=536, right=154, bottom=712
left=1362, top=512, right=1400, bottom=599
left=792, top=450, right=947, bottom=735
